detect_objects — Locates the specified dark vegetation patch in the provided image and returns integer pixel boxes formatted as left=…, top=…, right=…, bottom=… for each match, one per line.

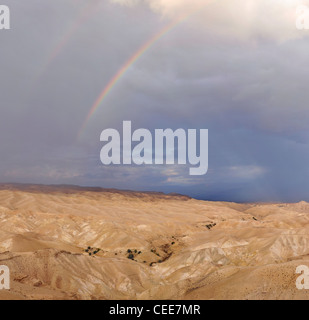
left=84, top=247, right=101, bottom=256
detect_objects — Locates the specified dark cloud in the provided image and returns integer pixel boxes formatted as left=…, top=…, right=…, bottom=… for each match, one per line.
left=0, top=0, right=309, bottom=201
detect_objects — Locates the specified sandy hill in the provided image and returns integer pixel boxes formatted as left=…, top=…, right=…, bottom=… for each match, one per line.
left=0, top=184, right=308, bottom=300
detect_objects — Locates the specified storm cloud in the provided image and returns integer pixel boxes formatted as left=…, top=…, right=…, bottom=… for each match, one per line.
left=1, top=0, right=309, bottom=202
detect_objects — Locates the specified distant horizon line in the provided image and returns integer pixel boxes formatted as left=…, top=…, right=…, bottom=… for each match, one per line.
left=0, top=181, right=306, bottom=205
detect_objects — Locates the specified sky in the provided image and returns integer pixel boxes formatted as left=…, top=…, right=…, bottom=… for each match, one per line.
left=1, top=0, right=309, bottom=202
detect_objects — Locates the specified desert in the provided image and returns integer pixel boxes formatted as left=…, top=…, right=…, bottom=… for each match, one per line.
left=0, top=183, right=308, bottom=300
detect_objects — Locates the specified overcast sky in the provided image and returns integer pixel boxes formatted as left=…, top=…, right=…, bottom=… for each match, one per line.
left=1, top=0, right=309, bottom=202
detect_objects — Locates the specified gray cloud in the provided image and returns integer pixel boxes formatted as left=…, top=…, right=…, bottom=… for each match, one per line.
left=1, top=0, right=309, bottom=201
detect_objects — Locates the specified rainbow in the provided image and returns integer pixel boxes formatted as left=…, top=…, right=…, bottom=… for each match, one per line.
left=78, top=19, right=182, bottom=138
left=78, top=1, right=214, bottom=138
left=32, top=1, right=100, bottom=85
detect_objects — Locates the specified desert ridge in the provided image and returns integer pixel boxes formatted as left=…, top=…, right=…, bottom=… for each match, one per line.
left=0, top=184, right=308, bottom=299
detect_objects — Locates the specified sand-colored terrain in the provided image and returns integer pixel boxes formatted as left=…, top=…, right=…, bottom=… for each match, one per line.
left=0, top=184, right=308, bottom=300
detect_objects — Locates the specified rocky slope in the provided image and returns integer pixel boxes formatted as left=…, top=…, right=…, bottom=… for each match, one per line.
left=0, top=184, right=308, bottom=300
